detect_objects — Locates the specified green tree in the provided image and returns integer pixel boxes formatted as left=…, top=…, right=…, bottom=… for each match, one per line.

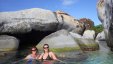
left=90, top=24, right=103, bottom=33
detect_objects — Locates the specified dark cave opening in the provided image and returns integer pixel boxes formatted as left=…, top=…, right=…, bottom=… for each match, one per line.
left=1, top=30, right=55, bottom=50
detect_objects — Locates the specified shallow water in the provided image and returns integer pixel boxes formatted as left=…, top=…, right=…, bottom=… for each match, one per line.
left=3, top=50, right=113, bottom=64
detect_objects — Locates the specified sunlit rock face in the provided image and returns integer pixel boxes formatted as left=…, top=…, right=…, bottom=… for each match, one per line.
left=0, top=8, right=84, bottom=34
left=36, top=29, right=99, bottom=53
left=97, top=0, right=113, bottom=51
left=0, top=8, right=58, bottom=33
left=97, top=0, right=105, bottom=23
left=55, top=10, right=85, bottom=34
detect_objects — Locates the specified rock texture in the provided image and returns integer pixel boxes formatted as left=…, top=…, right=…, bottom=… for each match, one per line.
left=36, top=29, right=99, bottom=52
left=0, top=8, right=58, bottom=33
left=82, top=30, right=95, bottom=39
left=96, top=31, right=105, bottom=41
left=55, top=10, right=84, bottom=34
left=0, top=35, right=19, bottom=51
left=97, top=0, right=113, bottom=51
left=0, top=8, right=84, bottom=34
left=79, top=18, right=94, bottom=30
left=97, top=0, right=105, bottom=23
left=36, top=29, right=82, bottom=52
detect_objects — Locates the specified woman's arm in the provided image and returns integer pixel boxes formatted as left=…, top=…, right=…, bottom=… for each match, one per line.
left=38, top=53, right=43, bottom=60
left=50, top=52, right=58, bottom=60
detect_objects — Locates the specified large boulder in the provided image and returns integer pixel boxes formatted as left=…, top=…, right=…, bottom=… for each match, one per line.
left=97, top=0, right=105, bottom=23
left=75, top=38, right=99, bottom=51
left=36, top=29, right=99, bottom=53
left=96, top=31, right=105, bottom=41
left=55, top=10, right=85, bottom=34
left=79, top=18, right=94, bottom=30
left=96, top=31, right=110, bottom=52
left=70, top=32, right=99, bottom=51
left=36, top=29, right=82, bottom=52
left=0, top=8, right=85, bottom=34
left=82, top=30, right=95, bottom=39
left=0, top=8, right=58, bottom=33
left=97, top=0, right=113, bottom=51
left=0, top=35, right=19, bottom=51
left=69, top=32, right=82, bottom=38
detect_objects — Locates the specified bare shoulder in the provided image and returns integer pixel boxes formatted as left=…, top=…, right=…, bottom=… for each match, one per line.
left=49, top=51, right=55, bottom=55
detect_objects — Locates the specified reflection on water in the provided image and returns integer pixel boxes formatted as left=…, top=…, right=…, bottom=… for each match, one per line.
left=3, top=50, right=113, bottom=64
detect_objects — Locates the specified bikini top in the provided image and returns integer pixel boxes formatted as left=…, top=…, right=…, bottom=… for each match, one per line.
left=42, top=52, right=52, bottom=60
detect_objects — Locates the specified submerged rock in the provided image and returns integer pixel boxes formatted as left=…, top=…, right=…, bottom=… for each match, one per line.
left=0, top=51, right=16, bottom=64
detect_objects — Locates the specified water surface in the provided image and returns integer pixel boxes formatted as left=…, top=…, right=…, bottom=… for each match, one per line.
left=3, top=50, right=113, bottom=64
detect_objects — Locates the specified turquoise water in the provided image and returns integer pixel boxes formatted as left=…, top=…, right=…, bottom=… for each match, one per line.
left=4, top=51, right=113, bottom=64
left=81, top=51, right=113, bottom=64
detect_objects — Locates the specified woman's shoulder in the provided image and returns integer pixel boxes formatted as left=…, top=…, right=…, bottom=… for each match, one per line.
left=49, top=51, right=55, bottom=54
left=49, top=51, right=54, bottom=53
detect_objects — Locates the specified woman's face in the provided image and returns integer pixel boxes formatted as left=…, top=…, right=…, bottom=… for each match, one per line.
left=43, top=45, right=49, bottom=52
left=31, top=48, right=37, bottom=54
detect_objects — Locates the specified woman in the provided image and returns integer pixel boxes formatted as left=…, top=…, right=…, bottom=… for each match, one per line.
left=25, top=47, right=40, bottom=60
left=38, top=44, right=58, bottom=61
left=13, top=47, right=40, bottom=64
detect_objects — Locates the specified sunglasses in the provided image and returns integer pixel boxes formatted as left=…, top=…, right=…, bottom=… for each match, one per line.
left=31, top=49, right=36, bottom=51
left=43, top=47, right=49, bottom=49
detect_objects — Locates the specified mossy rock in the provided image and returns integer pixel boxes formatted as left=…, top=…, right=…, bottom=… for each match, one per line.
left=50, top=47, right=81, bottom=52
left=0, top=48, right=17, bottom=51
left=75, top=38, right=99, bottom=51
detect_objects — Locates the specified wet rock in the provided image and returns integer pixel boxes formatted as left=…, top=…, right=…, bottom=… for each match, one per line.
left=0, top=51, right=16, bottom=64
left=70, top=31, right=99, bottom=51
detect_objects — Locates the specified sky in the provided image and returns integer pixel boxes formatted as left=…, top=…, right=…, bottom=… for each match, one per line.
left=0, top=0, right=101, bottom=25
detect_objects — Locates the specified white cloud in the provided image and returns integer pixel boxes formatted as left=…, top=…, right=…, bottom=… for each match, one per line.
left=62, top=0, right=78, bottom=6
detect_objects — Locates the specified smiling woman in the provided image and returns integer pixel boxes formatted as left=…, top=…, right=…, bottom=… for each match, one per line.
left=24, top=47, right=40, bottom=60
left=38, top=44, right=58, bottom=61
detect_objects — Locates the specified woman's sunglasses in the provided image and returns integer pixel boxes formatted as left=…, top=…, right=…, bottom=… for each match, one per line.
left=43, top=47, right=49, bottom=49
left=31, top=49, right=36, bottom=51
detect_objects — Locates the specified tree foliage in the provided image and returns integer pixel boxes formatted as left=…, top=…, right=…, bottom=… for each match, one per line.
left=90, top=24, right=103, bottom=33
